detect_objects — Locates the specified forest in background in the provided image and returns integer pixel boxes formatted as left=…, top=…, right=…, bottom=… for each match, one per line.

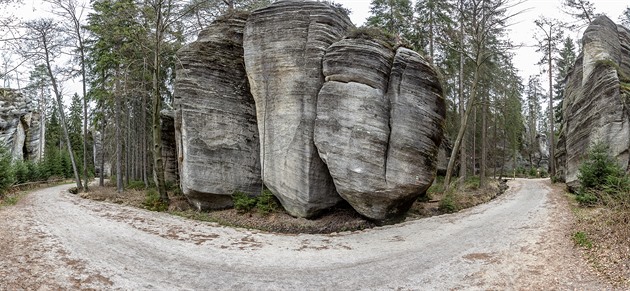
left=0, top=0, right=628, bottom=199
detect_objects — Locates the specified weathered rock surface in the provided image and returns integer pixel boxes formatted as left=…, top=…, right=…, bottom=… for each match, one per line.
left=174, top=13, right=261, bottom=210
left=314, top=32, right=445, bottom=221
left=160, top=109, right=179, bottom=184
left=556, top=16, right=630, bottom=188
left=243, top=0, right=354, bottom=218
left=0, top=89, right=43, bottom=161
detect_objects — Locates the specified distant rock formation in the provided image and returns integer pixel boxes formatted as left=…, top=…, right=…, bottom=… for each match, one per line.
left=175, top=13, right=262, bottom=210
left=244, top=1, right=353, bottom=217
left=556, top=16, right=630, bottom=188
left=0, top=89, right=43, bottom=161
left=173, top=0, right=446, bottom=222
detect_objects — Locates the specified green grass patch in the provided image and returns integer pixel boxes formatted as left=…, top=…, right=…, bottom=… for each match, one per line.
left=573, top=231, right=593, bottom=249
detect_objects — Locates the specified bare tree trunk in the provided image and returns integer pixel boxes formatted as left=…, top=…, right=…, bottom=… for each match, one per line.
left=99, top=117, right=105, bottom=187
left=152, top=1, right=168, bottom=202
left=480, top=91, right=487, bottom=188
left=42, top=32, right=82, bottom=190
left=78, top=29, right=89, bottom=192
left=142, top=59, right=149, bottom=187
left=115, top=72, right=123, bottom=193
left=548, top=38, right=556, bottom=177
left=472, top=107, right=476, bottom=176
left=458, top=1, right=466, bottom=187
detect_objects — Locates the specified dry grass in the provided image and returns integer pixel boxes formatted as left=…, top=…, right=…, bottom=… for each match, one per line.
left=569, top=193, right=630, bottom=288
left=81, top=177, right=508, bottom=234
left=407, top=177, right=507, bottom=219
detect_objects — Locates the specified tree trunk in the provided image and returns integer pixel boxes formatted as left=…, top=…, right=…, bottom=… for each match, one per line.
left=444, top=58, right=483, bottom=191
left=115, top=75, right=123, bottom=193
left=458, top=0, right=466, bottom=188
left=43, top=33, right=82, bottom=190
left=78, top=27, right=89, bottom=192
left=548, top=37, right=556, bottom=177
left=99, top=117, right=105, bottom=187
left=152, top=2, right=168, bottom=203
left=480, top=90, right=487, bottom=188
left=142, top=59, right=149, bottom=188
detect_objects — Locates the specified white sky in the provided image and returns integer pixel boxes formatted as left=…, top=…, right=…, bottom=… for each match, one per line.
left=5, top=0, right=630, bottom=97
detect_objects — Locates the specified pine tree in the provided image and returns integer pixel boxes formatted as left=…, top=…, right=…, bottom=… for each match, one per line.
left=366, top=0, right=414, bottom=39
left=561, top=0, right=596, bottom=28
left=0, top=146, right=14, bottom=195
left=621, top=7, right=630, bottom=28
left=534, top=16, right=564, bottom=177
left=553, top=37, right=577, bottom=124
left=414, top=0, right=453, bottom=62
left=524, top=75, right=544, bottom=167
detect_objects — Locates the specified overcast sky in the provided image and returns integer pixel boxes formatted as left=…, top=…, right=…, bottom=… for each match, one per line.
left=6, top=0, right=630, bottom=97
left=335, top=0, right=628, bottom=84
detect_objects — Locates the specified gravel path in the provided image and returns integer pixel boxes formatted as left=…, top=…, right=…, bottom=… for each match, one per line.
left=0, top=179, right=609, bottom=290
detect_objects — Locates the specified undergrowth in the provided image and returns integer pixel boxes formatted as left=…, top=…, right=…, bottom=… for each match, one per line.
left=571, top=141, right=630, bottom=286
left=143, top=189, right=169, bottom=212
left=232, top=189, right=279, bottom=215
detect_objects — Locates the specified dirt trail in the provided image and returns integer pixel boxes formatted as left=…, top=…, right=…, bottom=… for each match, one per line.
left=0, top=179, right=609, bottom=289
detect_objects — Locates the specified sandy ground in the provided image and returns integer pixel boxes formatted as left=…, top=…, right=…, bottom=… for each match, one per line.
left=0, top=179, right=610, bottom=290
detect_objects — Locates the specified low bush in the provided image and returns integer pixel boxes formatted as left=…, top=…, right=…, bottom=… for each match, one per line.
left=438, top=193, right=458, bottom=213
left=233, top=189, right=280, bottom=215
left=256, top=189, right=278, bottom=215
left=576, top=142, right=630, bottom=205
left=127, top=180, right=147, bottom=190
left=143, top=189, right=168, bottom=212
left=232, top=191, right=257, bottom=213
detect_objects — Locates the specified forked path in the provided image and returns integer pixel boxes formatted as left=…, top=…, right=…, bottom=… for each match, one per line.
left=0, top=179, right=608, bottom=289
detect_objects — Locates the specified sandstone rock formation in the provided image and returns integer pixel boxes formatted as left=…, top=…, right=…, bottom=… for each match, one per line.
left=173, top=1, right=446, bottom=222
left=0, top=89, right=43, bottom=161
left=314, top=31, right=445, bottom=221
left=174, top=13, right=261, bottom=210
left=243, top=0, right=354, bottom=217
left=160, top=109, right=179, bottom=184
left=556, top=16, right=630, bottom=188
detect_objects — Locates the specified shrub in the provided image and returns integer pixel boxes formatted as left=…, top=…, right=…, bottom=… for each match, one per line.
left=464, top=176, right=480, bottom=190
left=232, top=191, right=257, bottom=213
left=13, top=161, right=28, bottom=184
left=575, top=189, right=598, bottom=206
left=576, top=142, right=630, bottom=205
left=127, top=180, right=147, bottom=190
left=256, top=189, right=278, bottom=215
left=528, top=167, right=537, bottom=177
left=539, top=169, right=548, bottom=178
left=578, top=142, right=625, bottom=189
left=438, top=193, right=458, bottom=213
left=0, top=147, right=14, bottom=195
left=232, top=189, right=280, bottom=215
left=143, top=189, right=168, bottom=212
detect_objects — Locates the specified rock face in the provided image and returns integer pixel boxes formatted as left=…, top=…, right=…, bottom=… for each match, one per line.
left=173, top=0, right=446, bottom=221
left=0, top=89, right=43, bottom=161
left=243, top=0, right=354, bottom=217
left=174, top=13, right=262, bottom=210
left=160, top=109, right=179, bottom=184
left=314, top=32, right=445, bottom=221
left=556, top=16, right=630, bottom=187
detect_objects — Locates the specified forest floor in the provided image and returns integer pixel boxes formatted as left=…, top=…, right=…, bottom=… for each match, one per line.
left=78, top=178, right=506, bottom=234
left=563, top=181, right=630, bottom=288
left=0, top=179, right=611, bottom=289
